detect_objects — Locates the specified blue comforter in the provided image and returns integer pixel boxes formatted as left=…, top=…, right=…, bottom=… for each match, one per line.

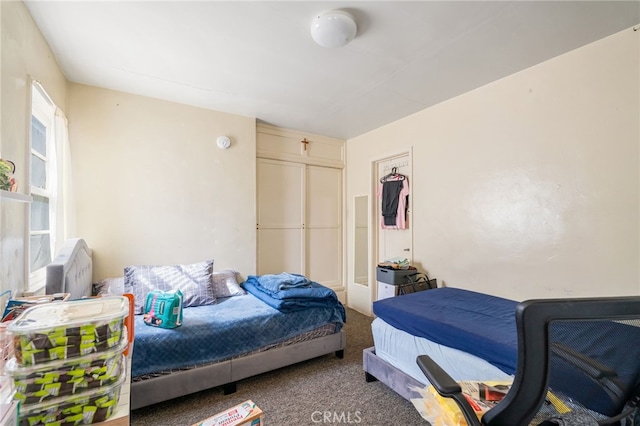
left=243, top=274, right=346, bottom=321
left=132, top=292, right=345, bottom=378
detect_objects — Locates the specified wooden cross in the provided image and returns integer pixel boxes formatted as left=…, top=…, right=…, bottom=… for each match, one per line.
left=301, top=138, right=309, bottom=151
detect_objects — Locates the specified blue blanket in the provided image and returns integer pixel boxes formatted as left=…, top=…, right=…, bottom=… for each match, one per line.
left=243, top=275, right=346, bottom=321
left=256, top=273, right=311, bottom=291
left=132, top=293, right=345, bottom=378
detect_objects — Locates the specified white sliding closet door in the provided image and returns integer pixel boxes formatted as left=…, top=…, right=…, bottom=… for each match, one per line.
left=257, top=159, right=305, bottom=275
left=257, top=159, right=342, bottom=290
left=306, top=165, right=342, bottom=288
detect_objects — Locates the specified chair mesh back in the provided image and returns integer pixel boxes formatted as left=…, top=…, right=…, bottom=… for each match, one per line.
left=537, top=317, right=640, bottom=423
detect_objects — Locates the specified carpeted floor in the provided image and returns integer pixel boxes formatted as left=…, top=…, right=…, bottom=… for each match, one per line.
left=130, top=307, right=427, bottom=425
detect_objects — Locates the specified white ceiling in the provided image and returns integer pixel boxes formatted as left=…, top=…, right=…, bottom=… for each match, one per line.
left=25, top=1, right=640, bottom=140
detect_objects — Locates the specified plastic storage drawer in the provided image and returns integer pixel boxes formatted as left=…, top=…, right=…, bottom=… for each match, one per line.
left=7, top=297, right=129, bottom=367
left=6, top=336, right=126, bottom=405
left=17, top=370, right=125, bottom=425
left=376, top=267, right=417, bottom=285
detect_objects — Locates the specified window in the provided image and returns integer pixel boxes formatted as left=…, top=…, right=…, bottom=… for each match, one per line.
left=29, top=82, right=56, bottom=291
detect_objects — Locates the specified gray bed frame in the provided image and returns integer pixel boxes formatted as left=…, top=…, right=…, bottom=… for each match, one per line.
left=46, top=239, right=346, bottom=410
left=362, top=346, right=424, bottom=401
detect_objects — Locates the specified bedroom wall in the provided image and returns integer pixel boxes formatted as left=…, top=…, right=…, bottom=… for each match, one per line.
left=67, top=84, right=257, bottom=281
left=0, top=1, right=67, bottom=295
left=346, top=26, right=639, bottom=307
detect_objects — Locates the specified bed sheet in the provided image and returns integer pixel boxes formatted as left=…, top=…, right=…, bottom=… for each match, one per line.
left=372, top=317, right=512, bottom=384
left=373, top=287, right=518, bottom=374
left=132, top=293, right=345, bottom=378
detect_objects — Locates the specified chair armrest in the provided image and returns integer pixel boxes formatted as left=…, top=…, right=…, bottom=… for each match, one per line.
left=417, top=355, right=462, bottom=395
left=417, top=355, right=481, bottom=426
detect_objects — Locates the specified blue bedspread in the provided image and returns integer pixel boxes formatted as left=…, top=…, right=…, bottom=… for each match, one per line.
left=132, top=293, right=345, bottom=378
left=373, top=287, right=518, bottom=374
left=243, top=275, right=346, bottom=321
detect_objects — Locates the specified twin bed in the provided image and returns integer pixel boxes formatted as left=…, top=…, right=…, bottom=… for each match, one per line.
left=45, top=239, right=346, bottom=410
left=364, top=287, right=640, bottom=420
left=363, top=288, right=514, bottom=401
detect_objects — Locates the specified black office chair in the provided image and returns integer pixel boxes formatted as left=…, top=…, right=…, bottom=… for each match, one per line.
left=417, top=296, right=640, bottom=425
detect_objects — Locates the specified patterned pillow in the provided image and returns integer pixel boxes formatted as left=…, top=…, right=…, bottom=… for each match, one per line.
left=124, top=260, right=215, bottom=314
left=211, top=270, right=246, bottom=298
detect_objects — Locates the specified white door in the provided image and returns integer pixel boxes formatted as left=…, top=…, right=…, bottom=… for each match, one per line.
left=375, top=154, right=413, bottom=296
left=306, top=165, right=342, bottom=289
left=257, top=159, right=343, bottom=291
left=257, top=159, right=304, bottom=275
left=348, top=153, right=413, bottom=315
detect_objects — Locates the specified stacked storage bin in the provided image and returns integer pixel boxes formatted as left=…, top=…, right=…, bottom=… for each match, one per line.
left=5, top=297, right=129, bottom=425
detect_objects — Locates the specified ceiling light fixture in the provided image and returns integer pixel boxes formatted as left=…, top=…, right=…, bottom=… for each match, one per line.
left=310, top=10, right=357, bottom=48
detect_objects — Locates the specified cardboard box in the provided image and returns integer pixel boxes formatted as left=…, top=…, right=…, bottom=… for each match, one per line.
left=192, top=400, right=264, bottom=426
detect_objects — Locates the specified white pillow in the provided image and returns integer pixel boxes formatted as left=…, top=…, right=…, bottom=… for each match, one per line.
left=211, top=270, right=246, bottom=298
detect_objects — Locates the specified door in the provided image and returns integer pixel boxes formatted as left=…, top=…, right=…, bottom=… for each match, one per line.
left=375, top=154, right=413, bottom=295
left=347, top=152, right=413, bottom=315
left=306, top=165, right=342, bottom=288
left=257, top=159, right=304, bottom=275
left=257, top=159, right=343, bottom=291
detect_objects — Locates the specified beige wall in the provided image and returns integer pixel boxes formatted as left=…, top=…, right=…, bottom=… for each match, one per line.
left=346, top=27, right=639, bottom=305
left=67, top=84, right=257, bottom=280
left=0, top=1, right=67, bottom=294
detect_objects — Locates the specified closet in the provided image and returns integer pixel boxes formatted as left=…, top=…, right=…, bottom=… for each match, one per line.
left=256, top=124, right=345, bottom=296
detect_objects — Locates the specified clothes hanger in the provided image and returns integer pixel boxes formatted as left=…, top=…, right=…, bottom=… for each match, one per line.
left=380, top=167, right=405, bottom=183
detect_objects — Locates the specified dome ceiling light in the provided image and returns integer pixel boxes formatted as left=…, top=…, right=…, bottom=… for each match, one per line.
left=310, top=10, right=357, bottom=48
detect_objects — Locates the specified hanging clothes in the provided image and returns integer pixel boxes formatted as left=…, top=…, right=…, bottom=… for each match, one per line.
left=381, top=180, right=403, bottom=225
left=378, top=168, right=409, bottom=229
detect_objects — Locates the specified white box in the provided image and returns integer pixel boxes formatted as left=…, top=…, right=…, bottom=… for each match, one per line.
left=377, top=281, right=400, bottom=301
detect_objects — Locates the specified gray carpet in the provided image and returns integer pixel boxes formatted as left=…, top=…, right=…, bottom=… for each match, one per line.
left=130, top=308, right=427, bottom=425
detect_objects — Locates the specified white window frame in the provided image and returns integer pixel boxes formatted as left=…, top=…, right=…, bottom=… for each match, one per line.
left=28, top=82, right=56, bottom=294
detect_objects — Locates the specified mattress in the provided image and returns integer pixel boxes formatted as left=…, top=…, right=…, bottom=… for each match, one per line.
left=372, top=288, right=640, bottom=417
left=373, top=287, right=518, bottom=374
left=371, top=317, right=512, bottom=384
left=132, top=293, right=345, bottom=378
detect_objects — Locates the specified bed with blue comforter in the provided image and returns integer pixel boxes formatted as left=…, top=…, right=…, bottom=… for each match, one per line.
left=129, top=272, right=346, bottom=409
left=364, top=287, right=640, bottom=418
left=373, top=287, right=518, bottom=375
left=133, top=289, right=345, bottom=378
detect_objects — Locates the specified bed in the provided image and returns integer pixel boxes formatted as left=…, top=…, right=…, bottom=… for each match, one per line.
left=363, top=287, right=640, bottom=417
left=46, top=239, right=346, bottom=410
left=363, top=288, right=514, bottom=401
